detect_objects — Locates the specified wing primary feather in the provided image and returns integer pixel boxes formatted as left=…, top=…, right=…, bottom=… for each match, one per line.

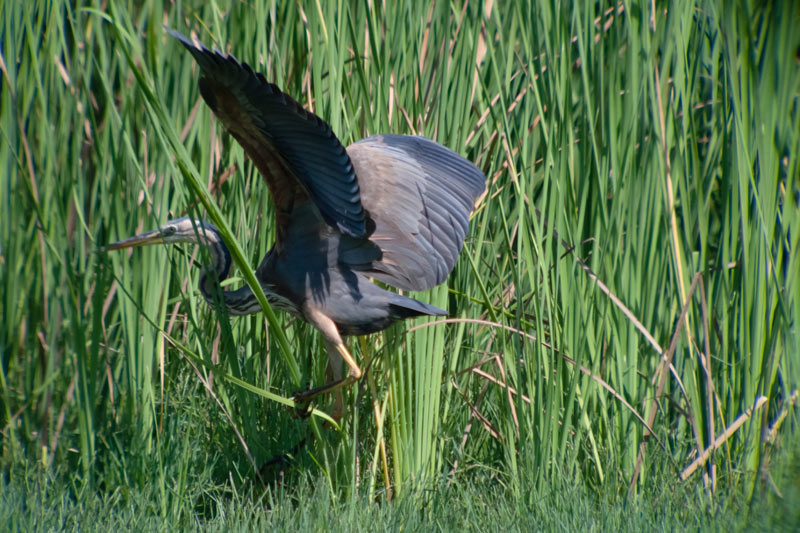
left=165, top=26, right=367, bottom=239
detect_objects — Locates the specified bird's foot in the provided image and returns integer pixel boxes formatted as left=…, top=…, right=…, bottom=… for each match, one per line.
left=292, top=389, right=315, bottom=419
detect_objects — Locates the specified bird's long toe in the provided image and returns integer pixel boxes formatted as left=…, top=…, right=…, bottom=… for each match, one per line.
left=292, top=389, right=315, bottom=419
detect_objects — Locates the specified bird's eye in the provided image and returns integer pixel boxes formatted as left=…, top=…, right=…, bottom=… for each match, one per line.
left=165, top=227, right=177, bottom=235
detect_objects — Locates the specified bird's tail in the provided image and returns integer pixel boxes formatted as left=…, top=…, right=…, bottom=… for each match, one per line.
left=388, top=292, right=448, bottom=319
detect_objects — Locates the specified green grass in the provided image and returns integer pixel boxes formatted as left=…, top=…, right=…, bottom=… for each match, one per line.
left=3, top=428, right=800, bottom=531
left=2, top=0, right=799, bottom=527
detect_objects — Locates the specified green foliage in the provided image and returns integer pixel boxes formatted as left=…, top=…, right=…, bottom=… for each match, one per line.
left=4, top=430, right=800, bottom=531
left=1, top=0, right=798, bottom=517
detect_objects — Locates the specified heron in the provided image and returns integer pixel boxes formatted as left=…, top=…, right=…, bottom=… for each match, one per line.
left=107, top=28, right=486, bottom=420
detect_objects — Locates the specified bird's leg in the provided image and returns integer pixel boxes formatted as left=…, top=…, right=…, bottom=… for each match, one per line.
left=294, top=309, right=363, bottom=420
left=294, top=342, right=362, bottom=419
left=324, top=348, right=344, bottom=420
left=324, top=340, right=350, bottom=421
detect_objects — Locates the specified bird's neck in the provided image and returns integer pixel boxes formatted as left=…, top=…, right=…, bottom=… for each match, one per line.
left=197, top=243, right=260, bottom=316
left=200, top=276, right=263, bottom=316
left=198, top=246, right=299, bottom=317
left=194, top=234, right=255, bottom=315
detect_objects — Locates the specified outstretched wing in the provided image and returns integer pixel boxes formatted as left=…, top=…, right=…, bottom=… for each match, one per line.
left=342, top=135, right=486, bottom=291
left=166, top=28, right=366, bottom=241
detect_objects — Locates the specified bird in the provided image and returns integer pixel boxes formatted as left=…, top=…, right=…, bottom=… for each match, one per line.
left=107, top=28, right=486, bottom=420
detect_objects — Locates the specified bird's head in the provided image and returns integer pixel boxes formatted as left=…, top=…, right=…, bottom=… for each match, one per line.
left=105, top=217, right=222, bottom=251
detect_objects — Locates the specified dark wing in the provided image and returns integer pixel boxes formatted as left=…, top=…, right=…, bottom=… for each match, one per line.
left=341, top=135, right=485, bottom=291
left=166, top=28, right=366, bottom=240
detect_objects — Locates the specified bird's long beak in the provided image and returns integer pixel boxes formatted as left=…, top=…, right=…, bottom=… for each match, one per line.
left=104, top=229, right=164, bottom=251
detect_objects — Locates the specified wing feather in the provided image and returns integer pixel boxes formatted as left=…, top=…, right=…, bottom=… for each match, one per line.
left=342, top=135, right=486, bottom=291
left=167, top=28, right=367, bottom=240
